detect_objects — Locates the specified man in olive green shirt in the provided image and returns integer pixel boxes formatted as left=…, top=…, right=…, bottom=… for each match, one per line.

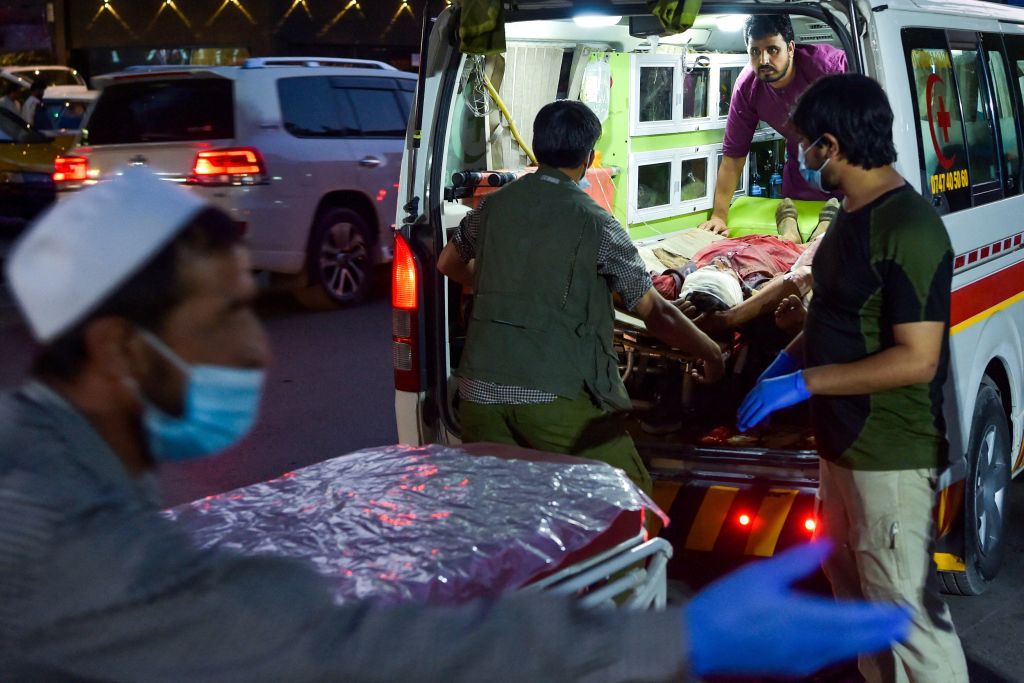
left=439, top=100, right=724, bottom=492
left=737, top=75, right=968, bottom=683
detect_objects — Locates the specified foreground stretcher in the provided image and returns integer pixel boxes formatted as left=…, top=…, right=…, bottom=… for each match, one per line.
left=166, top=443, right=672, bottom=610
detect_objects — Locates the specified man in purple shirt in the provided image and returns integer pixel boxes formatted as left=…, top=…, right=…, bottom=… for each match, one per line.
left=699, top=15, right=847, bottom=235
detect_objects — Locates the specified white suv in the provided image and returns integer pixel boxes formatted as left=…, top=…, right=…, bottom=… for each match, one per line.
left=55, top=57, right=415, bottom=306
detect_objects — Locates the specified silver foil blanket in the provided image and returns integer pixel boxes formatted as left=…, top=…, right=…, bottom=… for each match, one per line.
left=165, top=444, right=664, bottom=606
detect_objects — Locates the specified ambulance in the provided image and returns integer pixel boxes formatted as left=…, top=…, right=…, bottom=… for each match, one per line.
left=393, top=0, right=1024, bottom=595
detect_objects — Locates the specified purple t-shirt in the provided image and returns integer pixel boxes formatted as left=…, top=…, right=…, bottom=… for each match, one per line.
left=722, top=44, right=848, bottom=200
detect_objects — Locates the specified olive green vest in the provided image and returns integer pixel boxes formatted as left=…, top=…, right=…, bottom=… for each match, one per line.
left=457, top=167, right=631, bottom=412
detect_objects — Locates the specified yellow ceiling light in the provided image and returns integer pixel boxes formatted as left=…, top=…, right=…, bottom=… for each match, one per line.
left=146, top=0, right=191, bottom=32
left=278, top=0, right=313, bottom=28
left=384, top=0, right=415, bottom=36
left=87, top=0, right=136, bottom=37
left=206, top=0, right=256, bottom=27
left=318, top=0, right=364, bottom=37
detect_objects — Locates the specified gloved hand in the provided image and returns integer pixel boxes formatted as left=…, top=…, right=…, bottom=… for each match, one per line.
left=756, top=349, right=802, bottom=384
left=737, top=370, right=810, bottom=432
left=685, top=542, right=910, bottom=678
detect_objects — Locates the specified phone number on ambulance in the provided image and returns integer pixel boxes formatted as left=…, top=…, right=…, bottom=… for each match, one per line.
left=930, top=169, right=969, bottom=195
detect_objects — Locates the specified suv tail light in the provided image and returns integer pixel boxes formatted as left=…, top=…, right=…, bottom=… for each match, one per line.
left=53, top=155, right=89, bottom=184
left=187, top=147, right=267, bottom=186
left=392, top=234, right=420, bottom=392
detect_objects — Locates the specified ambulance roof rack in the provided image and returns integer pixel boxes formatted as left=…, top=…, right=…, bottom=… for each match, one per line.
left=241, top=57, right=396, bottom=71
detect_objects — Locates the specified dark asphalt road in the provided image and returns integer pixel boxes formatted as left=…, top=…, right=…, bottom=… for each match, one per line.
left=1, top=269, right=1023, bottom=680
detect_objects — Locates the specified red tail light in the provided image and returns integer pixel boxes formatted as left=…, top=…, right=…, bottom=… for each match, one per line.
left=188, top=147, right=267, bottom=185
left=392, top=234, right=420, bottom=392
left=804, top=517, right=817, bottom=533
left=53, top=155, right=89, bottom=183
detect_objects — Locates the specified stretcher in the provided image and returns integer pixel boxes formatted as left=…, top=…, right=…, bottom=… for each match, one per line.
left=166, top=443, right=672, bottom=610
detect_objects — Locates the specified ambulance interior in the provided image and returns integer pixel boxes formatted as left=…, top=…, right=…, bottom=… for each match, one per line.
left=441, top=12, right=848, bottom=456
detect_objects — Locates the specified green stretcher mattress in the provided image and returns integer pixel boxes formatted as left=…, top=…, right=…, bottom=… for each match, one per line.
left=725, top=196, right=828, bottom=241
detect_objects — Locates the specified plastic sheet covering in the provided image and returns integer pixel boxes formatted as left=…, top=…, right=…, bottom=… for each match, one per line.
left=165, top=444, right=666, bottom=606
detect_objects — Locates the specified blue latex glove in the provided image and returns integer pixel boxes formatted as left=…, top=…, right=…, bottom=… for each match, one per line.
left=685, top=542, right=911, bottom=678
left=737, top=370, right=810, bottom=432
left=757, top=349, right=802, bottom=384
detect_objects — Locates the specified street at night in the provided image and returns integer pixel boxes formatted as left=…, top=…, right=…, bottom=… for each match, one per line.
left=7, top=0, right=1024, bottom=680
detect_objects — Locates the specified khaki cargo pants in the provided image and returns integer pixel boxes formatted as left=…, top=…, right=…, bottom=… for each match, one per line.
left=816, top=460, right=968, bottom=683
left=459, top=391, right=652, bottom=494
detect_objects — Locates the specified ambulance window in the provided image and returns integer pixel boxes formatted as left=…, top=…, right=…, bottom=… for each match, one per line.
left=638, top=65, right=674, bottom=124
left=983, top=34, right=1020, bottom=196
left=950, top=48, right=999, bottom=188
left=637, top=161, right=672, bottom=210
left=902, top=29, right=971, bottom=214
left=680, top=157, right=709, bottom=201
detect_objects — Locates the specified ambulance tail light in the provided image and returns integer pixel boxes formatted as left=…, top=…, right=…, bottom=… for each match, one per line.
left=392, top=234, right=420, bottom=392
left=188, top=147, right=267, bottom=186
left=804, top=517, right=817, bottom=533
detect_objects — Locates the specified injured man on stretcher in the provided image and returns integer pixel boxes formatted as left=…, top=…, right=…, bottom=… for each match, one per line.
left=626, top=198, right=838, bottom=438
left=652, top=197, right=838, bottom=337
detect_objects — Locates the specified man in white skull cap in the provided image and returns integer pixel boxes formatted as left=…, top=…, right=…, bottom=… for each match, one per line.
left=0, top=168, right=909, bottom=680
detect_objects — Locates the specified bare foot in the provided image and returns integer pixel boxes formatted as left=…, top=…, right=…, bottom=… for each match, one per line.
left=774, top=294, right=806, bottom=334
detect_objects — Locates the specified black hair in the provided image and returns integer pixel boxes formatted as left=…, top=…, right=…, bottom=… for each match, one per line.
left=683, top=290, right=730, bottom=315
left=744, top=15, right=795, bottom=45
left=791, top=73, right=897, bottom=170
left=532, top=100, right=602, bottom=168
left=31, top=208, right=240, bottom=381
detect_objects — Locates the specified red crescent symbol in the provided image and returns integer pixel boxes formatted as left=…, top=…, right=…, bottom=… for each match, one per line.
left=926, top=73, right=957, bottom=171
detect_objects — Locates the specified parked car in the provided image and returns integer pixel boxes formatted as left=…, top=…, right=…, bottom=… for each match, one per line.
left=36, top=86, right=98, bottom=137
left=0, top=108, right=73, bottom=232
left=0, top=65, right=86, bottom=89
left=55, top=57, right=415, bottom=307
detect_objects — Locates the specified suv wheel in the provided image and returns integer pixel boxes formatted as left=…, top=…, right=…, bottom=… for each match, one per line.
left=939, top=378, right=1011, bottom=596
left=295, top=207, right=373, bottom=309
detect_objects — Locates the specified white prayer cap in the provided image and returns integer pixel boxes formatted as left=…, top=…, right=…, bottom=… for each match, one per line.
left=5, top=167, right=211, bottom=342
left=680, top=264, right=744, bottom=310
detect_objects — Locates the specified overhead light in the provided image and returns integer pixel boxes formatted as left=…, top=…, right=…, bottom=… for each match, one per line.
left=717, top=14, right=748, bottom=32
left=573, top=14, right=622, bottom=29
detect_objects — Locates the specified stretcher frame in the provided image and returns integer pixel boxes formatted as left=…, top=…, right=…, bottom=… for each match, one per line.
left=522, top=532, right=674, bottom=610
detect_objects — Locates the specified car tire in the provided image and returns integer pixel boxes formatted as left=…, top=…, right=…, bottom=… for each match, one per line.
left=939, top=378, right=1011, bottom=596
left=294, top=206, right=374, bottom=309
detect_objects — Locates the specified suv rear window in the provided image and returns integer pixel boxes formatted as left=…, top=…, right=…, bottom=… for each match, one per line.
left=278, top=76, right=410, bottom=138
left=85, top=78, right=233, bottom=145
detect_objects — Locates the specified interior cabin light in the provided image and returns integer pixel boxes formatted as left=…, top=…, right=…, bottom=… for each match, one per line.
left=573, top=14, right=622, bottom=29
left=717, top=14, right=748, bottom=32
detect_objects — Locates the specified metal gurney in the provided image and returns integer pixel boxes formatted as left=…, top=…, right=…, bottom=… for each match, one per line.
left=165, top=443, right=673, bottom=610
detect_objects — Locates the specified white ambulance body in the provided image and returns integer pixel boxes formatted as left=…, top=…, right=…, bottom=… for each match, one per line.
left=393, top=0, right=1024, bottom=595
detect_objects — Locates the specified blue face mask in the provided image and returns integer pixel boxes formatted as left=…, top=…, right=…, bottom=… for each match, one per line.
left=138, top=330, right=265, bottom=462
left=798, top=136, right=831, bottom=193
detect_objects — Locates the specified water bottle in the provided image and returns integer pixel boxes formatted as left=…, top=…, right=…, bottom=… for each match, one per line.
left=751, top=183, right=764, bottom=197
left=769, top=170, right=783, bottom=199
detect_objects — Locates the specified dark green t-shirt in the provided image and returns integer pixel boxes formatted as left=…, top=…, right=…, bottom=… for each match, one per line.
left=805, top=184, right=952, bottom=471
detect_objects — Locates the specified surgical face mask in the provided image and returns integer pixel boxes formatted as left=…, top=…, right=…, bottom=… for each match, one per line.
left=137, top=330, right=265, bottom=462
left=798, top=136, right=832, bottom=193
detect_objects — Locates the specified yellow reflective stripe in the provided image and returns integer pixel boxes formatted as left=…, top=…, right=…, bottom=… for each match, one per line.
left=934, top=552, right=966, bottom=572
left=685, top=485, right=738, bottom=551
left=950, top=290, right=1024, bottom=336
left=744, top=488, right=799, bottom=557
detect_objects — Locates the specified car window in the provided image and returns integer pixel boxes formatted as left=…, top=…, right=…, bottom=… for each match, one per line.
left=279, top=75, right=409, bottom=139
left=0, top=109, right=48, bottom=143
left=340, top=87, right=406, bottom=136
left=7, top=68, right=81, bottom=87
left=84, top=78, right=234, bottom=145
left=279, top=76, right=355, bottom=137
